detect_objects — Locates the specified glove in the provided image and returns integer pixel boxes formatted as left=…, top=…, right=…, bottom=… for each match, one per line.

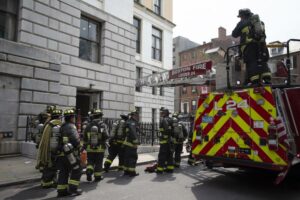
left=186, top=143, right=191, bottom=152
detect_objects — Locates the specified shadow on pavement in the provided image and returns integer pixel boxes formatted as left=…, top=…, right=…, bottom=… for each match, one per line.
left=179, top=161, right=300, bottom=200
left=151, top=173, right=176, bottom=182
left=4, top=184, right=53, bottom=200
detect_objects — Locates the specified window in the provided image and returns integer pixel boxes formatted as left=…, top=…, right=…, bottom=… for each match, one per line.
left=192, top=100, right=197, bottom=111
left=134, top=0, right=140, bottom=3
left=152, top=27, right=162, bottom=61
left=154, top=0, right=161, bottom=15
left=136, top=67, right=142, bottom=92
left=293, top=55, right=298, bottom=69
left=133, top=17, right=141, bottom=54
left=192, top=86, right=197, bottom=93
left=183, top=102, right=189, bottom=114
left=152, top=71, right=157, bottom=95
left=0, top=0, right=19, bottom=41
left=79, top=16, right=101, bottom=63
left=159, top=86, right=164, bottom=96
left=152, top=108, right=156, bottom=123
left=181, top=86, right=187, bottom=94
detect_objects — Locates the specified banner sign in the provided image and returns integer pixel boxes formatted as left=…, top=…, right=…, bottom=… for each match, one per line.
left=168, top=60, right=212, bottom=80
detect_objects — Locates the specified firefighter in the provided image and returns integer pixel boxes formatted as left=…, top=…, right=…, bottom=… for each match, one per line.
left=123, top=110, right=140, bottom=177
left=104, top=113, right=128, bottom=172
left=156, top=107, right=174, bottom=174
left=232, top=8, right=271, bottom=86
left=172, top=113, right=188, bottom=168
left=31, top=107, right=52, bottom=148
left=36, top=108, right=62, bottom=188
left=56, top=109, right=82, bottom=197
left=82, top=109, right=109, bottom=182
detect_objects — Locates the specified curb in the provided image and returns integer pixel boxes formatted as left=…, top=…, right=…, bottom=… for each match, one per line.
left=0, top=155, right=189, bottom=188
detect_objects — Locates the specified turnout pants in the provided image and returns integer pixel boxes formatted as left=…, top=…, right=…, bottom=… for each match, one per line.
left=56, top=156, right=82, bottom=195
left=104, top=142, right=125, bottom=170
left=41, top=154, right=57, bottom=188
left=243, top=43, right=270, bottom=84
left=86, top=152, right=104, bottom=179
left=157, top=143, right=174, bottom=172
left=123, top=145, right=138, bottom=174
left=174, top=143, right=183, bottom=167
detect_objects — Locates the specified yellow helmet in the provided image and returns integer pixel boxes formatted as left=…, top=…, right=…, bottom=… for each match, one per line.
left=63, top=109, right=76, bottom=117
left=51, top=109, right=62, bottom=117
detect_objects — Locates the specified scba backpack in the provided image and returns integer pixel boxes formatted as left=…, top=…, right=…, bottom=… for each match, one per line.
left=249, top=14, right=266, bottom=41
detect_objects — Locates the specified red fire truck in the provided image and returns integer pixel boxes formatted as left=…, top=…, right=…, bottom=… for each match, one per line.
left=191, top=39, right=300, bottom=184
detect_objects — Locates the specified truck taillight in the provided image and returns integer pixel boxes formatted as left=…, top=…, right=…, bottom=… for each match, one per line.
left=268, top=124, right=278, bottom=151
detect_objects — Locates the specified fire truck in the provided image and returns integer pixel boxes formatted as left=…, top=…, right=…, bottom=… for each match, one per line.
left=191, top=39, right=300, bottom=184
left=137, top=39, right=300, bottom=184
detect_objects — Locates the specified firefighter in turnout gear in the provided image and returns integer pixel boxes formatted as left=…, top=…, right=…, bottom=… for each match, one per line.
left=56, top=109, right=82, bottom=197
left=36, top=108, right=62, bottom=188
left=83, top=109, right=109, bottom=182
left=232, top=8, right=271, bottom=86
left=156, top=107, right=174, bottom=174
left=172, top=113, right=188, bottom=168
left=187, top=115, right=197, bottom=166
left=31, top=110, right=51, bottom=148
left=104, top=113, right=128, bottom=172
left=123, top=110, right=140, bottom=177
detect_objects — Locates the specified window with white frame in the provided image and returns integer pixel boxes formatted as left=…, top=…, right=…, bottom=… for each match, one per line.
left=152, top=26, right=162, bottom=61
left=133, top=17, right=141, bottom=54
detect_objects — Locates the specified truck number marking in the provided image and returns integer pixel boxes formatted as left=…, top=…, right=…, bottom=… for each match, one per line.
left=214, top=100, right=249, bottom=111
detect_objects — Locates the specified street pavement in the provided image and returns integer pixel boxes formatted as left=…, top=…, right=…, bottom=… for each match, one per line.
left=0, top=146, right=188, bottom=187
left=1, top=159, right=300, bottom=200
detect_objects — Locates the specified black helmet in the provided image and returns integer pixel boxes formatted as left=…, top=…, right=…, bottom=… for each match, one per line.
left=237, top=8, right=252, bottom=17
left=120, top=113, right=129, bottom=120
left=160, top=107, right=169, bottom=115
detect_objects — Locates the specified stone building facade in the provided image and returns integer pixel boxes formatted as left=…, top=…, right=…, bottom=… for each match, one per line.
left=0, top=0, right=174, bottom=155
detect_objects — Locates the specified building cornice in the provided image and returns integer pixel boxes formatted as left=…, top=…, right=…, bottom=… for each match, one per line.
left=134, top=2, right=176, bottom=28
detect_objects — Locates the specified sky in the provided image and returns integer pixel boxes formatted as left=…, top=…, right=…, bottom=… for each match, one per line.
left=173, top=0, right=300, bottom=44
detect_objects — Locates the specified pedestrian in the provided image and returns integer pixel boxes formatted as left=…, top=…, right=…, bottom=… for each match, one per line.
left=172, top=113, right=188, bottom=168
left=82, top=109, right=108, bottom=182
left=123, top=110, right=140, bottom=177
left=232, top=8, right=271, bottom=86
left=156, top=107, right=174, bottom=174
left=56, top=109, right=82, bottom=197
left=104, top=113, right=128, bottom=172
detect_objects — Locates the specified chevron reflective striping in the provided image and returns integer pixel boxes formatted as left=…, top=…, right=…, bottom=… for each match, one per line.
left=193, top=86, right=288, bottom=168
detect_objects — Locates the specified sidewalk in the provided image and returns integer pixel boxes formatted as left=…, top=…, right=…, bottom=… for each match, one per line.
left=0, top=147, right=189, bottom=188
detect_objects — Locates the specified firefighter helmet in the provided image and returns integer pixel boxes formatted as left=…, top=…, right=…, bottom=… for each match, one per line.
left=46, top=105, right=56, bottom=114
left=63, top=109, right=76, bottom=117
left=129, top=109, right=138, bottom=116
left=51, top=109, right=62, bottom=118
left=91, top=109, right=103, bottom=117
left=237, top=8, right=252, bottom=17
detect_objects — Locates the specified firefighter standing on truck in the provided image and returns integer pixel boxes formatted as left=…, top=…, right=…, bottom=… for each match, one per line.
left=172, top=113, right=188, bottom=168
left=156, top=107, right=174, bottom=174
left=123, top=110, right=140, bottom=177
left=104, top=113, right=128, bottom=172
left=232, top=8, right=271, bottom=86
left=56, top=109, right=82, bottom=197
left=82, top=109, right=108, bottom=182
left=36, top=108, right=62, bottom=189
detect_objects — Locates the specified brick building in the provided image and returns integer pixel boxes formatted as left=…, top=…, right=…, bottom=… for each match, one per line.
left=178, top=27, right=239, bottom=114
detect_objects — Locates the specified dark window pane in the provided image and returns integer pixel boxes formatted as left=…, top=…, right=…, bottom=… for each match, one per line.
left=79, top=38, right=90, bottom=60
left=88, top=21, right=97, bottom=42
left=90, top=42, right=99, bottom=62
left=80, top=18, right=88, bottom=39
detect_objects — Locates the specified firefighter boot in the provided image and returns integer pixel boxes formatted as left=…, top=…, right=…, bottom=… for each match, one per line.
left=69, top=188, right=83, bottom=196
left=104, top=163, right=110, bottom=173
